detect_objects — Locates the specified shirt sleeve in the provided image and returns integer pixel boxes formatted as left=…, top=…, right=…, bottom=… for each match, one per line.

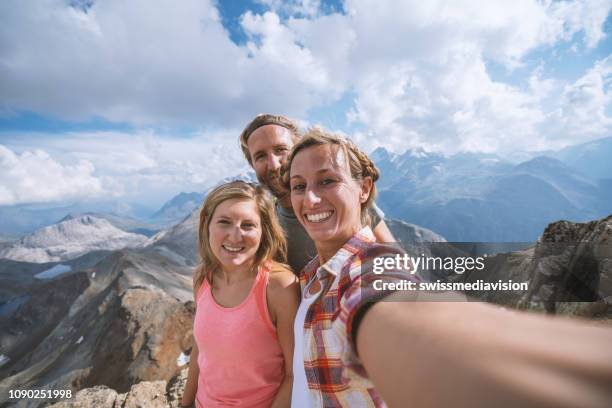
left=340, top=245, right=420, bottom=360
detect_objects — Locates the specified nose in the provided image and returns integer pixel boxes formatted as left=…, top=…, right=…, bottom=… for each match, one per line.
left=304, top=188, right=321, bottom=208
left=228, top=225, right=243, bottom=242
left=267, top=153, right=281, bottom=171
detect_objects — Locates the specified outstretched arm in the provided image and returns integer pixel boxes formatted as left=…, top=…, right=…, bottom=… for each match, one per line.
left=269, top=269, right=301, bottom=408
left=373, top=219, right=395, bottom=243
left=182, top=277, right=203, bottom=408
left=181, top=341, right=199, bottom=407
left=356, top=295, right=612, bottom=408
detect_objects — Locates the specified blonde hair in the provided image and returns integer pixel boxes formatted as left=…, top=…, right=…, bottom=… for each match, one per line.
left=282, top=128, right=380, bottom=226
left=239, top=113, right=300, bottom=165
left=194, top=180, right=288, bottom=292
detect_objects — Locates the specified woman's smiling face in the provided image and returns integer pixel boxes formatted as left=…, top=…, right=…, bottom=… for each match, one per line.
left=208, top=198, right=262, bottom=273
left=289, top=144, right=370, bottom=261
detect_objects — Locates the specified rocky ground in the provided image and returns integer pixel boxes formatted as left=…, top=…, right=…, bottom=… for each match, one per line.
left=462, top=215, right=612, bottom=317
left=49, top=368, right=188, bottom=408
left=0, top=247, right=194, bottom=408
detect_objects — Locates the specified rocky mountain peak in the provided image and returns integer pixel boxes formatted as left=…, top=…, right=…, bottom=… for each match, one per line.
left=0, top=247, right=194, bottom=407
left=463, top=215, right=612, bottom=317
left=0, top=215, right=148, bottom=263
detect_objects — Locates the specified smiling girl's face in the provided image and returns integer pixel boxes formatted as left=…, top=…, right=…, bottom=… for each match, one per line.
left=289, top=144, right=370, bottom=261
left=208, top=198, right=262, bottom=273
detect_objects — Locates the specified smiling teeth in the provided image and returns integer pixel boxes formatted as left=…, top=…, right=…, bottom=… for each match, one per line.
left=306, top=211, right=333, bottom=223
left=223, top=245, right=243, bottom=252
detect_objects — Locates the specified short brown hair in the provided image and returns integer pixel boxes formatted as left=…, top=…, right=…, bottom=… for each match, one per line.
left=239, top=114, right=300, bottom=165
left=282, top=128, right=380, bottom=226
left=194, top=180, right=288, bottom=291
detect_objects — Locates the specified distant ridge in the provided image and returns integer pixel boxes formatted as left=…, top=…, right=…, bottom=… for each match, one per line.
left=61, top=212, right=161, bottom=237
left=551, top=137, right=612, bottom=180
left=372, top=140, right=612, bottom=241
left=151, top=192, right=205, bottom=222
left=0, top=215, right=148, bottom=263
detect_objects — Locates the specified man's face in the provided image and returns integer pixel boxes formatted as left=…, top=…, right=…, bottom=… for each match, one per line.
left=246, top=124, right=296, bottom=198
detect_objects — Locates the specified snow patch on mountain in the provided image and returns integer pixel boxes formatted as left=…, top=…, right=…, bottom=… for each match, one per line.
left=35, top=264, right=72, bottom=279
left=0, top=215, right=148, bottom=263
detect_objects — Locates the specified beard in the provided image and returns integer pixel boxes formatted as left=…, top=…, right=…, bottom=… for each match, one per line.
left=258, top=170, right=288, bottom=199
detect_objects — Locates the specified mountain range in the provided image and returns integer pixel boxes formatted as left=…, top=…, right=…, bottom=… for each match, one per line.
left=150, top=192, right=205, bottom=224
left=0, top=215, right=148, bottom=263
left=0, top=138, right=610, bottom=245
left=548, top=137, right=612, bottom=180
left=372, top=137, right=612, bottom=241
left=0, top=200, right=158, bottom=240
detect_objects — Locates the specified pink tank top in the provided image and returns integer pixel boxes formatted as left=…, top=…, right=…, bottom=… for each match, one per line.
left=194, top=265, right=284, bottom=408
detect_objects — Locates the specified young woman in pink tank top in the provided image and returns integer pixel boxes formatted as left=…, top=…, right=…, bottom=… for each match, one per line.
left=181, top=181, right=300, bottom=408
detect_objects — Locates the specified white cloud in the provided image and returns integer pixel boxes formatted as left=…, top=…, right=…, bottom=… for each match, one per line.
left=551, top=0, right=612, bottom=48
left=257, top=0, right=323, bottom=18
left=345, top=42, right=550, bottom=154
left=0, top=0, right=610, bottom=160
left=551, top=55, right=612, bottom=138
left=239, top=10, right=342, bottom=109
left=323, top=0, right=612, bottom=153
left=2, top=129, right=252, bottom=205
left=287, top=13, right=356, bottom=91
left=338, top=0, right=575, bottom=69
left=0, top=144, right=107, bottom=205
left=0, top=0, right=333, bottom=127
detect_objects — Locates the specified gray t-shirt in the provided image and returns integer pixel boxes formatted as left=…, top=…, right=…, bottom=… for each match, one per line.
left=276, top=203, right=384, bottom=276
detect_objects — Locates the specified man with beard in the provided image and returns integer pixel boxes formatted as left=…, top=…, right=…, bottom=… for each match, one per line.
left=239, top=114, right=394, bottom=275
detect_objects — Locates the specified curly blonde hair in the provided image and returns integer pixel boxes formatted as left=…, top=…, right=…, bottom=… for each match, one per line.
left=281, top=128, right=380, bottom=226
left=194, top=180, right=288, bottom=292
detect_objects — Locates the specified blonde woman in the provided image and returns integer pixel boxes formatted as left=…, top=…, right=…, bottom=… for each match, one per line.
left=181, top=181, right=300, bottom=408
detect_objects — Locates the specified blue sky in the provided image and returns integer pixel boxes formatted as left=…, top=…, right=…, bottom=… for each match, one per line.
left=0, top=0, right=611, bottom=207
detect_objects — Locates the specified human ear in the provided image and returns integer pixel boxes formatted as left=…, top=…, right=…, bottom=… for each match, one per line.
left=359, top=177, right=373, bottom=204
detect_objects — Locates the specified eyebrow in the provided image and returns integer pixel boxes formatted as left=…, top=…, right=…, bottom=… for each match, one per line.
left=214, top=215, right=259, bottom=223
left=290, top=168, right=337, bottom=179
left=253, top=143, right=289, bottom=157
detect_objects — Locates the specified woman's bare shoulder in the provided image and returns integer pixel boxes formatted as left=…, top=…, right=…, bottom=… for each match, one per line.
left=192, top=264, right=206, bottom=300
left=266, top=261, right=300, bottom=313
left=267, top=261, right=299, bottom=292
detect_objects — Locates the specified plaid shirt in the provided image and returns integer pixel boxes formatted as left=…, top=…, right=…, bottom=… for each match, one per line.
left=297, top=227, right=419, bottom=407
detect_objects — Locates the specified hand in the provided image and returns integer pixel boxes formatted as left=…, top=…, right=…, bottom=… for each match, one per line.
left=180, top=396, right=195, bottom=408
